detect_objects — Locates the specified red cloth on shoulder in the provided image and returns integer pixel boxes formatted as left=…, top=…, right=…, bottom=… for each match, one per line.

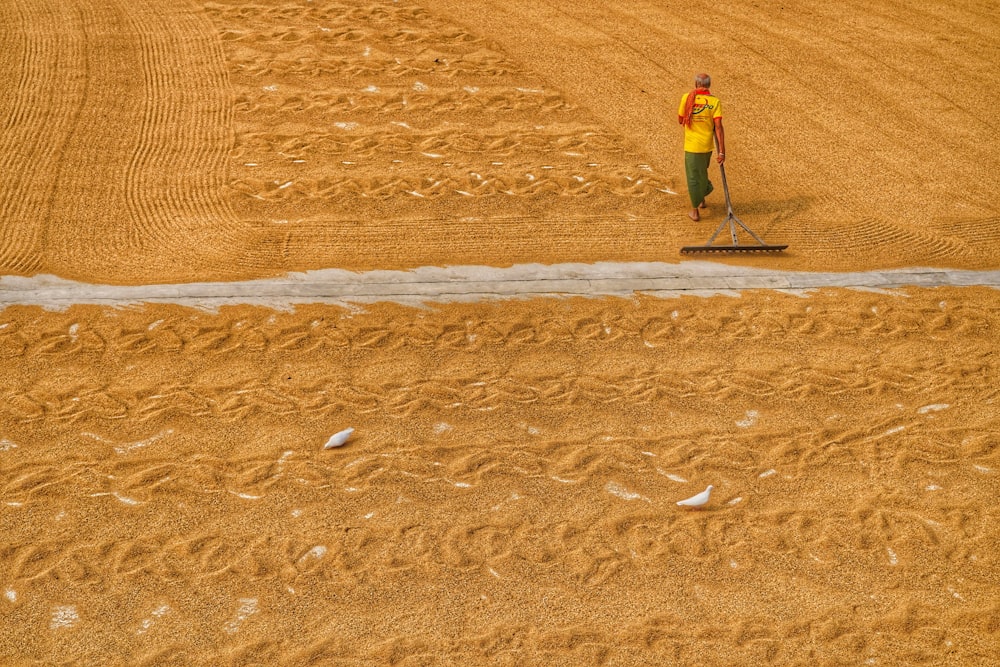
left=682, top=87, right=711, bottom=128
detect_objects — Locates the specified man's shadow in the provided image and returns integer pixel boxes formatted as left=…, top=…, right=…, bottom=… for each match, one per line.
left=726, top=194, right=815, bottom=233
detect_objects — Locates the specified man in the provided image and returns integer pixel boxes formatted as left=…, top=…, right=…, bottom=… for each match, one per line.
left=678, top=73, right=725, bottom=221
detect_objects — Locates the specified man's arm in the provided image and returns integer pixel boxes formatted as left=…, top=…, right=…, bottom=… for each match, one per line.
left=714, top=118, right=725, bottom=163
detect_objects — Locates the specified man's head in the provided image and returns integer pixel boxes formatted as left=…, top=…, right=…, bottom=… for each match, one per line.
left=695, top=73, right=711, bottom=89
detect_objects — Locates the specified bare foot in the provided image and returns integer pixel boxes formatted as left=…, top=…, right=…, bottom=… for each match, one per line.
left=688, top=209, right=700, bottom=221
left=699, top=201, right=708, bottom=209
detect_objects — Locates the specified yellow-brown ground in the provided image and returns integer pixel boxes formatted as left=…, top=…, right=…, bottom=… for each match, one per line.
left=1, top=288, right=998, bottom=664
left=2, top=0, right=1000, bottom=664
left=1, top=0, right=998, bottom=283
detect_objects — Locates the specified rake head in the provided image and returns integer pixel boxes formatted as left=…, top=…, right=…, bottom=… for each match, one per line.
left=681, top=160, right=788, bottom=255
left=680, top=244, right=788, bottom=254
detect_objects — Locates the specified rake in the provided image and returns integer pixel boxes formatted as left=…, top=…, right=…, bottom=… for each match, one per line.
left=680, top=154, right=787, bottom=254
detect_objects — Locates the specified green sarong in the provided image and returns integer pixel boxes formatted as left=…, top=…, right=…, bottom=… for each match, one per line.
left=684, top=151, right=715, bottom=208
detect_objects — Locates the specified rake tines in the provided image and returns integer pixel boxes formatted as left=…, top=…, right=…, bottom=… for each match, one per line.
left=680, top=162, right=787, bottom=254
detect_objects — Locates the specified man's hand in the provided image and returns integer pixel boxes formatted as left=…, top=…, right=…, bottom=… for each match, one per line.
left=714, top=118, right=725, bottom=164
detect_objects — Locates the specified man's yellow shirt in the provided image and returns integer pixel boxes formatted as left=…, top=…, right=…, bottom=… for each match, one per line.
left=678, top=92, right=723, bottom=153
